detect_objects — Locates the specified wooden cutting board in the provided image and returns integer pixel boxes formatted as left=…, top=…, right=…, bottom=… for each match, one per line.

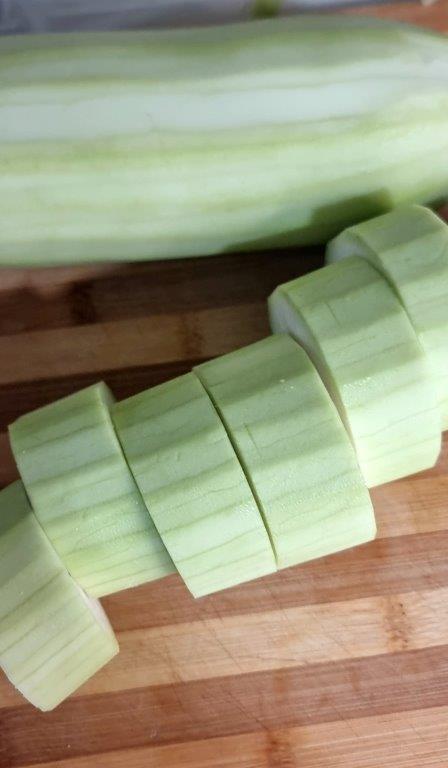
left=0, top=6, right=447, bottom=767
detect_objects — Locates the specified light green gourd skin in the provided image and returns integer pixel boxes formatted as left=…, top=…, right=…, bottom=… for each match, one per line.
left=195, top=335, right=376, bottom=569
left=0, top=482, right=118, bottom=711
left=9, top=384, right=174, bottom=597
left=326, top=205, right=448, bottom=430
left=1, top=17, right=448, bottom=265
left=112, top=373, right=276, bottom=598
left=269, top=257, right=441, bottom=488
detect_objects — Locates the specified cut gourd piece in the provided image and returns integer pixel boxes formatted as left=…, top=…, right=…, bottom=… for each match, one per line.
left=269, top=256, right=441, bottom=488
left=195, top=334, right=376, bottom=569
left=112, top=373, right=276, bottom=598
left=0, top=481, right=118, bottom=711
left=9, top=383, right=174, bottom=598
left=326, top=204, right=448, bottom=430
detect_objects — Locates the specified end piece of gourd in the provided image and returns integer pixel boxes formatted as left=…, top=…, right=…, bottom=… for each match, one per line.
left=327, top=204, right=448, bottom=430
left=0, top=482, right=118, bottom=711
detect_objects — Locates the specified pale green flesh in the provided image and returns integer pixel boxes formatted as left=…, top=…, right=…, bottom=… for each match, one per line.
left=269, top=257, right=441, bottom=488
left=0, top=482, right=118, bottom=711
left=327, top=205, right=448, bottom=430
left=9, top=383, right=174, bottom=597
left=195, top=335, right=375, bottom=569
left=112, top=373, right=276, bottom=597
left=1, top=17, right=448, bottom=265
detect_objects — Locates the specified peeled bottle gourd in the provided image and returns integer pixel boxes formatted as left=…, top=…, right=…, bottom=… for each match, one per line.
left=0, top=482, right=118, bottom=711
left=195, top=334, right=375, bottom=569
left=269, top=256, right=441, bottom=488
left=9, top=383, right=174, bottom=597
left=327, top=205, right=448, bottom=430
left=1, top=16, right=448, bottom=266
left=112, top=373, right=276, bottom=597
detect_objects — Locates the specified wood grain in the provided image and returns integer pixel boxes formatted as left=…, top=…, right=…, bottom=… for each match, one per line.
left=0, top=11, right=447, bottom=768
left=345, top=1, right=448, bottom=31
left=15, top=706, right=448, bottom=768
left=3, top=647, right=448, bottom=766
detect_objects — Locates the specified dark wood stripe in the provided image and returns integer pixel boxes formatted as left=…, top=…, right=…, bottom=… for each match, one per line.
left=102, top=529, right=448, bottom=631
left=87, top=251, right=321, bottom=324
left=1, top=645, right=447, bottom=767
left=0, top=249, right=322, bottom=337
left=11, top=707, right=448, bottom=768
left=0, top=288, right=72, bottom=336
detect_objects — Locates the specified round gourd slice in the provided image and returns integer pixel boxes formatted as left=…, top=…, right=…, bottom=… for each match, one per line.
left=9, top=383, right=174, bottom=597
left=269, top=256, right=441, bottom=488
left=0, top=481, right=118, bottom=711
left=195, top=334, right=375, bottom=569
left=112, top=373, right=276, bottom=598
left=327, top=204, right=448, bottom=429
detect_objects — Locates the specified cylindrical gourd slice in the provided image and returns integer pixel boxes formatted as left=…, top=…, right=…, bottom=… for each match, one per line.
left=112, top=373, right=276, bottom=598
left=326, top=204, right=448, bottom=429
left=269, top=256, right=441, bottom=488
left=0, top=481, right=118, bottom=711
left=195, top=335, right=376, bottom=569
left=9, top=383, right=174, bottom=597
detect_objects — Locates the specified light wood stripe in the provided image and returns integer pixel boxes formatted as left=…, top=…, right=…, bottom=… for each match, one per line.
left=1, top=584, right=447, bottom=709
left=16, top=705, right=448, bottom=768
left=372, top=475, right=448, bottom=538
left=0, top=304, right=269, bottom=386
left=73, top=586, right=448, bottom=695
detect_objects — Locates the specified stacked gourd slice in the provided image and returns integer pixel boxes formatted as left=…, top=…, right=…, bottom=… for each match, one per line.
left=9, top=382, right=175, bottom=597
left=1, top=204, right=446, bottom=711
left=112, top=373, right=277, bottom=598
left=194, top=335, right=375, bottom=569
left=326, top=205, right=448, bottom=430
left=269, top=249, right=441, bottom=487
